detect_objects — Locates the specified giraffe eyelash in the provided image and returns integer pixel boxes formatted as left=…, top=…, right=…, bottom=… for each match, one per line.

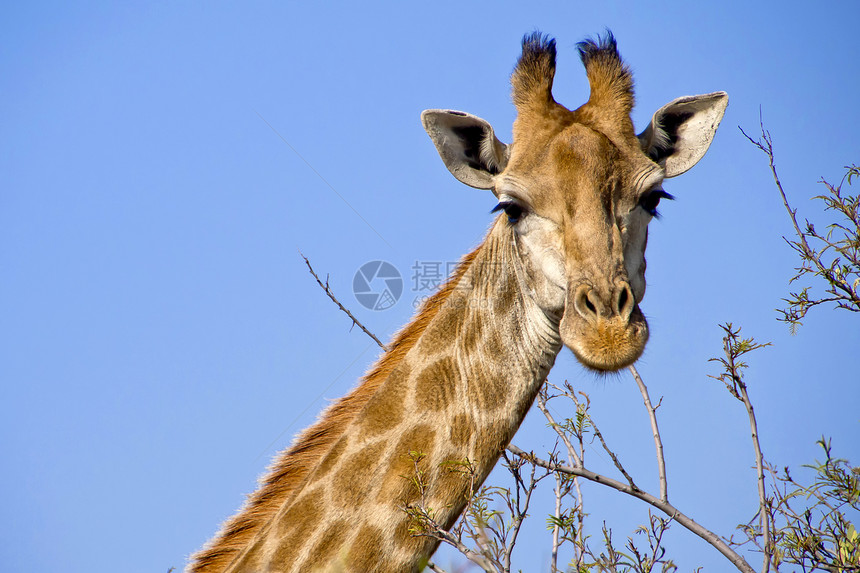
left=639, top=189, right=674, bottom=218
left=492, top=201, right=527, bottom=224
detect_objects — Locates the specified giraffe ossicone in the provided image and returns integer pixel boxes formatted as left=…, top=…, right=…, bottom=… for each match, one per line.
left=189, top=31, right=727, bottom=572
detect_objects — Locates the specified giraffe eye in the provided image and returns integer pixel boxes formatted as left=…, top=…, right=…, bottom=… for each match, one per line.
left=639, top=189, right=674, bottom=217
left=492, top=201, right=526, bottom=224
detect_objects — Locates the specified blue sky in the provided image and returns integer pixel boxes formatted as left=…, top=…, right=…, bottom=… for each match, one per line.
left=2, top=2, right=858, bottom=572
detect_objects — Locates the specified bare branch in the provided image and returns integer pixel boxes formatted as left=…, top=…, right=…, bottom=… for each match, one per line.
left=550, top=472, right=563, bottom=573
left=589, top=408, right=639, bottom=491
left=741, top=118, right=860, bottom=329
left=629, top=364, right=667, bottom=501
left=712, top=323, right=773, bottom=572
left=425, top=525, right=498, bottom=572
left=501, top=454, right=550, bottom=570
left=537, top=388, right=583, bottom=468
left=300, top=252, right=388, bottom=351
left=505, top=445, right=756, bottom=573
left=540, top=384, right=588, bottom=560
left=739, top=120, right=811, bottom=256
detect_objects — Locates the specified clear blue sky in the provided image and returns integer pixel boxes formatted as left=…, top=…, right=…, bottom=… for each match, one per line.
left=2, top=2, right=858, bottom=572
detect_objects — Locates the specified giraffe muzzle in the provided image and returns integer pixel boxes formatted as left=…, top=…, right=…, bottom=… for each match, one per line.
left=560, top=281, right=649, bottom=371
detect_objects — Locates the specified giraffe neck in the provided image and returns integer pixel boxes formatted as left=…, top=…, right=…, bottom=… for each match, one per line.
left=213, top=219, right=562, bottom=573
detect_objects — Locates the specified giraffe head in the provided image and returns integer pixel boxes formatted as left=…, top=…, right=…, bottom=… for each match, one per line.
left=423, top=32, right=727, bottom=371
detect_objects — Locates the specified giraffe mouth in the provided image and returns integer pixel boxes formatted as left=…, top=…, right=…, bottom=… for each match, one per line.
left=559, top=305, right=649, bottom=372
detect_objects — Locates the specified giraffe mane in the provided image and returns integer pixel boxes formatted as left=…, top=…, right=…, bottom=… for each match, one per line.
left=187, top=247, right=481, bottom=572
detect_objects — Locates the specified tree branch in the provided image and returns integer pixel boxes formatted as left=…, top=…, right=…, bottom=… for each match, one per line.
left=714, top=323, right=773, bottom=573
left=740, top=118, right=860, bottom=329
left=589, top=406, right=639, bottom=491
left=505, top=445, right=756, bottom=573
left=537, top=389, right=583, bottom=468
left=300, top=252, right=388, bottom=351
left=628, top=364, right=668, bottom=502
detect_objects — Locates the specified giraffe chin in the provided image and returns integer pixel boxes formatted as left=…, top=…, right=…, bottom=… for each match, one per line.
left=560, top=309, right=650, bottom=373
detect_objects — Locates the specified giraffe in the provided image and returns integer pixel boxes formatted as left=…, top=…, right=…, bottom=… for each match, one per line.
left=188, top=32, right=727, bottom=572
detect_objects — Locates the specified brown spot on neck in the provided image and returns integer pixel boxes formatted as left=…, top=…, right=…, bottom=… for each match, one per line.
left=359, top=362, right=411, bottom=435
left=413, top=356, right=458, bottom=411
left=331, top=439, right=388, bottom=506
left=346, top=525, right=389, bottom=571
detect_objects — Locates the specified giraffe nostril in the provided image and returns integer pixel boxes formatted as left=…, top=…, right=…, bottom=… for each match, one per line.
left=615, top=282, right=635, bottom=320
left=617, top=287, right=628, bottom=314
left=574, top=285, right=604, bottom=321
left=573, top=283, right=635, bottom=322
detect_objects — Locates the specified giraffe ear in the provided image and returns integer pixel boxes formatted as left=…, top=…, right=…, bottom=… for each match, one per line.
left=421, top=110, right=510, bottom=190
left=638, top=92, right=728, bottom=178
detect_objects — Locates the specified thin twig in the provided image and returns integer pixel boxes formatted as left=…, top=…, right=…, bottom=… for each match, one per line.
left=503, top=456, right=546, bottom=571
left=537, top=390, right=583, bottom=468
left=740, top=119, right=815, bottom=268
left=629, top=364, right=668, bottom=502
left=739, top=380, right=770, bottom=573
left=428, top=526, right=497, bottom=572
left=717, top=325, right=773, bottom=573
left=550, top=471, right=563, bottom=573
left=589, top=413, right=639, bottom=491
left=540, top=385, right=586, bottom=559
left=407, top=457, right=498, bottom=572
left=300, top=252, right=388, bottom=351
left=740, top=118, right=860, bottom=322
left=506, top=444, right=756, bottom=573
